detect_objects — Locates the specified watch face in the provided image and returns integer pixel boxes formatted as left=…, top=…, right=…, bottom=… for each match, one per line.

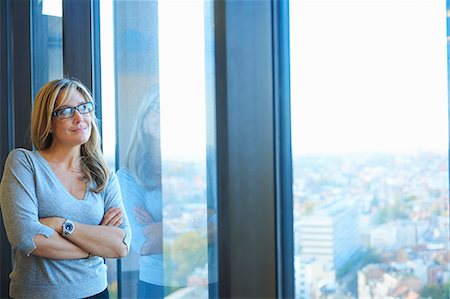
left=62, top=220, right=74, bottom=237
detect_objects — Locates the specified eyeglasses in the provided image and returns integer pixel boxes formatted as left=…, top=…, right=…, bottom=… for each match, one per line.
left=52, top=102, right=94, bottom=119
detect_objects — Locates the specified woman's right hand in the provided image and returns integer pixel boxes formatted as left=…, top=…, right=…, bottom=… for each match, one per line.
left=133, top=206, right=154, bottom=225
left=101, top=207, right=123, bottom=227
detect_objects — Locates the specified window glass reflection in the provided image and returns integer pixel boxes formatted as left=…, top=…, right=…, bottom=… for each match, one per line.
left=117, top=88, right=168, bottom=298
left=99, top=1, right=217, bottom=298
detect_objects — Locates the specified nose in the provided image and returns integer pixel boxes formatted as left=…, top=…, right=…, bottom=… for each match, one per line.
left=72, top=110, right=82, bottom=123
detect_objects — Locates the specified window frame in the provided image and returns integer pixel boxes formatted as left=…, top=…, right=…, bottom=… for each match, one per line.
left=214, top=0, right=293, bottom=297
left=0, top=0, right=32, bottom=297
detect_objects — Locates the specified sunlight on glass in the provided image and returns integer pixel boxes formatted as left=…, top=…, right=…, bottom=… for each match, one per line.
left=158, top=1, right=207, bottom=161
left=42, top=0, right=62, bottom=17
left=99, top=0, right=116, bottom=170
left=99, top=1, right=215, bottom=298
left=159, top=1, right=212, bottom=297
left=99, top=2, right=119, bottom=297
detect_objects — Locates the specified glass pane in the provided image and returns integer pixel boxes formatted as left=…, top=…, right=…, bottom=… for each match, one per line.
left=290, top=1, right=449, bottom=299
left=99, top=1, right=118, bottom=297
left=99, top=1, right=217, bottom=298
left=32, top=0, right=63, bottom=97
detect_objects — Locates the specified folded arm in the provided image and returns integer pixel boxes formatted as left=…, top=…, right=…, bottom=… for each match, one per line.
left=132, top=206, right=162, bottom=255
left=40, top=208, right=127, bottom=259
left=66, top=221, right=127, bottom=258
left=33, top=233, right=89, bottom=259
left=141, top=222, right=163, bottom=255
left=0, top=150, right=87, bottom=259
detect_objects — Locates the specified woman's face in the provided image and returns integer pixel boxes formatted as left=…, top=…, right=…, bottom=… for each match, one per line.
left=145, top=111, right=160, bottom=139
left=50, top=89, right=93, bottom=148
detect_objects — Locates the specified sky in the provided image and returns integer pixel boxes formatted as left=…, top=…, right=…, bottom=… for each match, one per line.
left=158, top=0, right=207, bottom=161
left=101, top=0, right=208, bottom=162
left=290, top=0, right=448, bottom=155
left=44, top=0, right=449, bottom=159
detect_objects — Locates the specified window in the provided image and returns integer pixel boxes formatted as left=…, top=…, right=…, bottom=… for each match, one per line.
left=32, top=0, right=63, bottom=97
left=290, top=1, right=449, bottom=298
left=99, top=1, right=217, bottom=298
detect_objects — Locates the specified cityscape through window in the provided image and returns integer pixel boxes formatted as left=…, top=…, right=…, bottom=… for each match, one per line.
left=99, top=1, right=216, bottom=298
left=290, top=1, right=450, bottom=298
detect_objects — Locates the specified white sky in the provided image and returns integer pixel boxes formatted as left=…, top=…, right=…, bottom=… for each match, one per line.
left=42, top=0, right=62, bottom=17
left=290, top=0, right=448, bottom=155
left=96, top=0, right=449, bottom=161
left=99, top=0, right=116, bottom=168
left=158, top=0, right=207, bottom=161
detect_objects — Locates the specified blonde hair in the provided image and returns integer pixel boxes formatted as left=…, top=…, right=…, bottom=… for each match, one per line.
left=31, top=78, right=110, bottom=193
left=125, top=86, right=161, bottom=190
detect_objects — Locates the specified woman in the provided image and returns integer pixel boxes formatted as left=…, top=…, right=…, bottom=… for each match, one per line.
left=116, top=88, right=169, bottom=298
left=118, top=88, right=218, bottom=298
left=0, top=78, right=131, bottom=298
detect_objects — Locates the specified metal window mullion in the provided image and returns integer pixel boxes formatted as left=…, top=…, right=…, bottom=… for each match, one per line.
left=1, top=0, right=33, bottom=297
left=272, top=1, right=294, bottom=298
left=215, top=1, right=278, bottom=298
left=0, top=0, right=13, bottom=297
left=12, top=0, right=32, bottom=149
left=63, top=0, right=93, bottom=90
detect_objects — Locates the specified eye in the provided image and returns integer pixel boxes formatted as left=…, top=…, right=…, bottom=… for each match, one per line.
left=78, top=104, right=89, bottom=112
left=57, top=107, right=74, bottom=118
left=78, top=102, right=93, bottom=113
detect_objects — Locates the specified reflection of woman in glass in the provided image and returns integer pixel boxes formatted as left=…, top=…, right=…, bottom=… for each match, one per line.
left=117, top=88, right=170, bottom=298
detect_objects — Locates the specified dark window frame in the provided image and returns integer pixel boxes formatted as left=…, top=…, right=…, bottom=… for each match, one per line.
left=0, top=0, right=33, bottom=297
left=214, top=1, right=293, bottom=298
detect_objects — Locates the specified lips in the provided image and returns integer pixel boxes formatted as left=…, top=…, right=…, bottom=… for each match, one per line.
left=71, top=127, right=87, bottom=133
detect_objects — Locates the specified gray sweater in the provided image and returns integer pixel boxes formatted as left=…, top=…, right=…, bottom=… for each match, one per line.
left=0, top=149, right=131, bottom=298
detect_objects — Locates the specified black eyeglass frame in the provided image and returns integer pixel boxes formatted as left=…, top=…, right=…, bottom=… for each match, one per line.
left=52, top=102, right=95, bottom=119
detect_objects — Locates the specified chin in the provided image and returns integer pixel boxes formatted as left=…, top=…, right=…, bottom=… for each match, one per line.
left=79, top=139, right=90, bottom=146
left=75, top=135, right=91, bottom=146
left=80, top=135, right=91, bottom=145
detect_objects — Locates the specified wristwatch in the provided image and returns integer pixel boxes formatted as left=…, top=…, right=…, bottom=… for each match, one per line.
left=62, top=219, right=75, bottom=237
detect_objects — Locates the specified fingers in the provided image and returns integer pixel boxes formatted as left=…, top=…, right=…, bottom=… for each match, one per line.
left=108, top=210, right=124, bottom=227
left=101, top=208, right=116, bottom=225
left=133, top=206, right=154, bottom=225
left=101, top=207, right=123, bottom=226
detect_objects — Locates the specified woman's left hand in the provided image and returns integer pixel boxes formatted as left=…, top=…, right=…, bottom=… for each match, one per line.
left=101, top=207, right=123, bottom=227
left=40, top=217, right=65, bottom=234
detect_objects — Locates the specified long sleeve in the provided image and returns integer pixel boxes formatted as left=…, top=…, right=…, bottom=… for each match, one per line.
left=102, top=171, right=132, bottom=252
left=116, top=169, right=147, bottom=253
left=0, top=149, right=54, bottom=256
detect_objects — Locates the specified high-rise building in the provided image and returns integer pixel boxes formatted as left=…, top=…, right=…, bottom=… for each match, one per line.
left=297, top=201, right=360, bottom=272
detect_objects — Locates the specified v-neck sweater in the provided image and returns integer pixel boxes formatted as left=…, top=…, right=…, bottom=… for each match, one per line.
left=0, top=148, right=132, bottom=299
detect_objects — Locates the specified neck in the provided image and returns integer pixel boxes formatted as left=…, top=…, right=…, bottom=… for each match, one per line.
left=41, top=144, right=82, bottom=169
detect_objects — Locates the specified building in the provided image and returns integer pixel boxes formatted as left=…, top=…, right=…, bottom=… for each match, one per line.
left=358, top=264, right=422, bottom=299
left=295, top=257, right=336, bottom=299
left=298, top=201, right=360, bottom=272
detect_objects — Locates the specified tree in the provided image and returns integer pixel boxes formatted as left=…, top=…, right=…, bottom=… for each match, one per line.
left=163, top=231, right=208, bottom=286
left=420, top=282, right=450, bottom=299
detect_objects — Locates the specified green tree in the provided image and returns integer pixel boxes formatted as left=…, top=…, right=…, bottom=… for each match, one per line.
left=421, top=282, right=450, bottom=299
left=163, top=231, right=208, bottom=286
